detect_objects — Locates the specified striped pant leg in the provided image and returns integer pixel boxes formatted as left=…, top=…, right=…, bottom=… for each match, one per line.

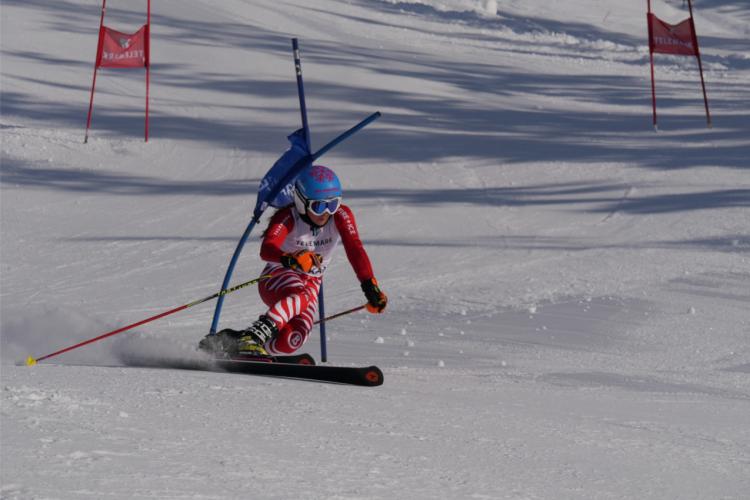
left=259, top=267, right=321, bottom=354
left=267, top=298, right=319, bottom=354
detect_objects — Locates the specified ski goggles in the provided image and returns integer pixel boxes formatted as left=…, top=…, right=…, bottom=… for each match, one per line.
left=306, top=196, right=341, bottom=216
left=296, top=191, right=342, bottom=216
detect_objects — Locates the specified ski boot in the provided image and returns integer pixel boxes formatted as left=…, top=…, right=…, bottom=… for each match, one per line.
left=238, top=315, right=277, bottom=356
left=198, top=329, right=243, bottom=357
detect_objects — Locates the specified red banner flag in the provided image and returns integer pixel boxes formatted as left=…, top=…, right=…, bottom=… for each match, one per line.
left=648, top=14, right=698, bottom=56
left=646, top=0, right=710, bottom=129
left=97, top=25, right=149, bottom=68
left=85, top=0, right=152, bottom=143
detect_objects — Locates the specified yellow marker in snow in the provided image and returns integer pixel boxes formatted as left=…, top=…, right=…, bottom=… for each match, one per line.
left=26, top=356, right=37, bottom=366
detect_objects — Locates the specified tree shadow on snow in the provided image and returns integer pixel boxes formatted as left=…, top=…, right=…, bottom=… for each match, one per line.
left=0, top=157, right=259, bottom=197
left=2, top=0, right=748, bottom=171
left=345, top=183, right=750, bottom=213
left=3, top=154, right=749, bottom=218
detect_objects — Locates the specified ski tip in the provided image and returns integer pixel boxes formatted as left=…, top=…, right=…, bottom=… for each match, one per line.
left=25, top=356, right=37, bottom=367
left=363, top=366, right=384, bottom=386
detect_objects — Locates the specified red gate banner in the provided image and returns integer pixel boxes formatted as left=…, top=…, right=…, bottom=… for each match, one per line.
left=85, top=0, right=152, bottom=143
left=648, top=14, right=698, bottom=56
left=646, top=0, right=710, bottom=129
left=97, top=26, right=149, bottom=68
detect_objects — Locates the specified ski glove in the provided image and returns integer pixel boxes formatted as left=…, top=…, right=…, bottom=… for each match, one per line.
left=280, top=250, right=323, bottom=273
left=361, top=278, right=388, bottom=313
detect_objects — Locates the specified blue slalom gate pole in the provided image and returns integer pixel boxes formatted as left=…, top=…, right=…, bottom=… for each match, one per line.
left=209, top=216, right=261, bottom=334
left=292, top=38, right=328, bottom=361
left=318, top=282, right=328, bottom=362
left=312, top=112, right=380, bottom=161
left=292, top=38, right=311, bottom=148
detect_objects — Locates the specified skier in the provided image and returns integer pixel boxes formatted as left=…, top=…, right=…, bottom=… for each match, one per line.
left=200, top=164, right=387, bottom=357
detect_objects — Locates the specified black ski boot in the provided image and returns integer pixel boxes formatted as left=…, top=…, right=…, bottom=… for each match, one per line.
left=198, top=329, right=243, bottom=356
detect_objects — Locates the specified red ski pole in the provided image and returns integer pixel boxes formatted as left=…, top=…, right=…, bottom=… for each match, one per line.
left=26, top=275, right=271, bottom=366
left=313, top=304, right=367, bottom=326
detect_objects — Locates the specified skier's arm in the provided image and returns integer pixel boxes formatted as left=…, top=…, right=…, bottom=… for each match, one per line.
left=334, top=206, right=374, bottom=282
left=260, top=208, right=295, bottom=263
left=335, top=207, right=387, bottom=313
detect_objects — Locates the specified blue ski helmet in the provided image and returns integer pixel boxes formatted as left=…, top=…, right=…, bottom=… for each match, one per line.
left=293, top=165, right=342, bottom=215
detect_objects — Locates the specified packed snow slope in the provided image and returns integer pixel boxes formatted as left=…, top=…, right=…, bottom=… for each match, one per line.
left=2, top=0, right=749, bottom=498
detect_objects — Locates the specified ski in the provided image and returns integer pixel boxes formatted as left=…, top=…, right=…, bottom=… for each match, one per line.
left=213, top=358, right=384, bottom=387
left=119, top=352, right=381, bottom=386
left=218, top=352, right=316, bottom=365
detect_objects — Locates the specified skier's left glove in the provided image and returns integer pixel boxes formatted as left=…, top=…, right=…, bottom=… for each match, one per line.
left=361, top=278, right=387, bottom=313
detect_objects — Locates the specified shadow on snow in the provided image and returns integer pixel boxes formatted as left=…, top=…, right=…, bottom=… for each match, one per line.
left=1, top=1, right=748, bottom=170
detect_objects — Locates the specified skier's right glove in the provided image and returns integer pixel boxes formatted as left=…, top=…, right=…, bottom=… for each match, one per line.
left=280, top=250, right=323, bottom=273
left=361, top=278, right=388, bottom=313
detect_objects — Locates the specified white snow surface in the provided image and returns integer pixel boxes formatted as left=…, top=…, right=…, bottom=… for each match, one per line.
left=2, top=0, right=749, bottom=498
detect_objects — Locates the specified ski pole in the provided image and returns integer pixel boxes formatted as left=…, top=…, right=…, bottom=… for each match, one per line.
left=313, top=304, right=367, bottom=326
left=26, top=275, right=271, bottom=366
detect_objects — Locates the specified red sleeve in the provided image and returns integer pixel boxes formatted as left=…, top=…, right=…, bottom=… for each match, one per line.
left=260, top=207, right=295, bottom=263
left=334, top=205, right=374, bottom=282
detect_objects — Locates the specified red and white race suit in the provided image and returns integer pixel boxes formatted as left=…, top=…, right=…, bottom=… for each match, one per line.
left=256, top=205, right=374, bottom=354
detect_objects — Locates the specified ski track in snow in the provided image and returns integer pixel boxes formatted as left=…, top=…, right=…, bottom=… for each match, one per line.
left=2, top=0, right=750, bottom=499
